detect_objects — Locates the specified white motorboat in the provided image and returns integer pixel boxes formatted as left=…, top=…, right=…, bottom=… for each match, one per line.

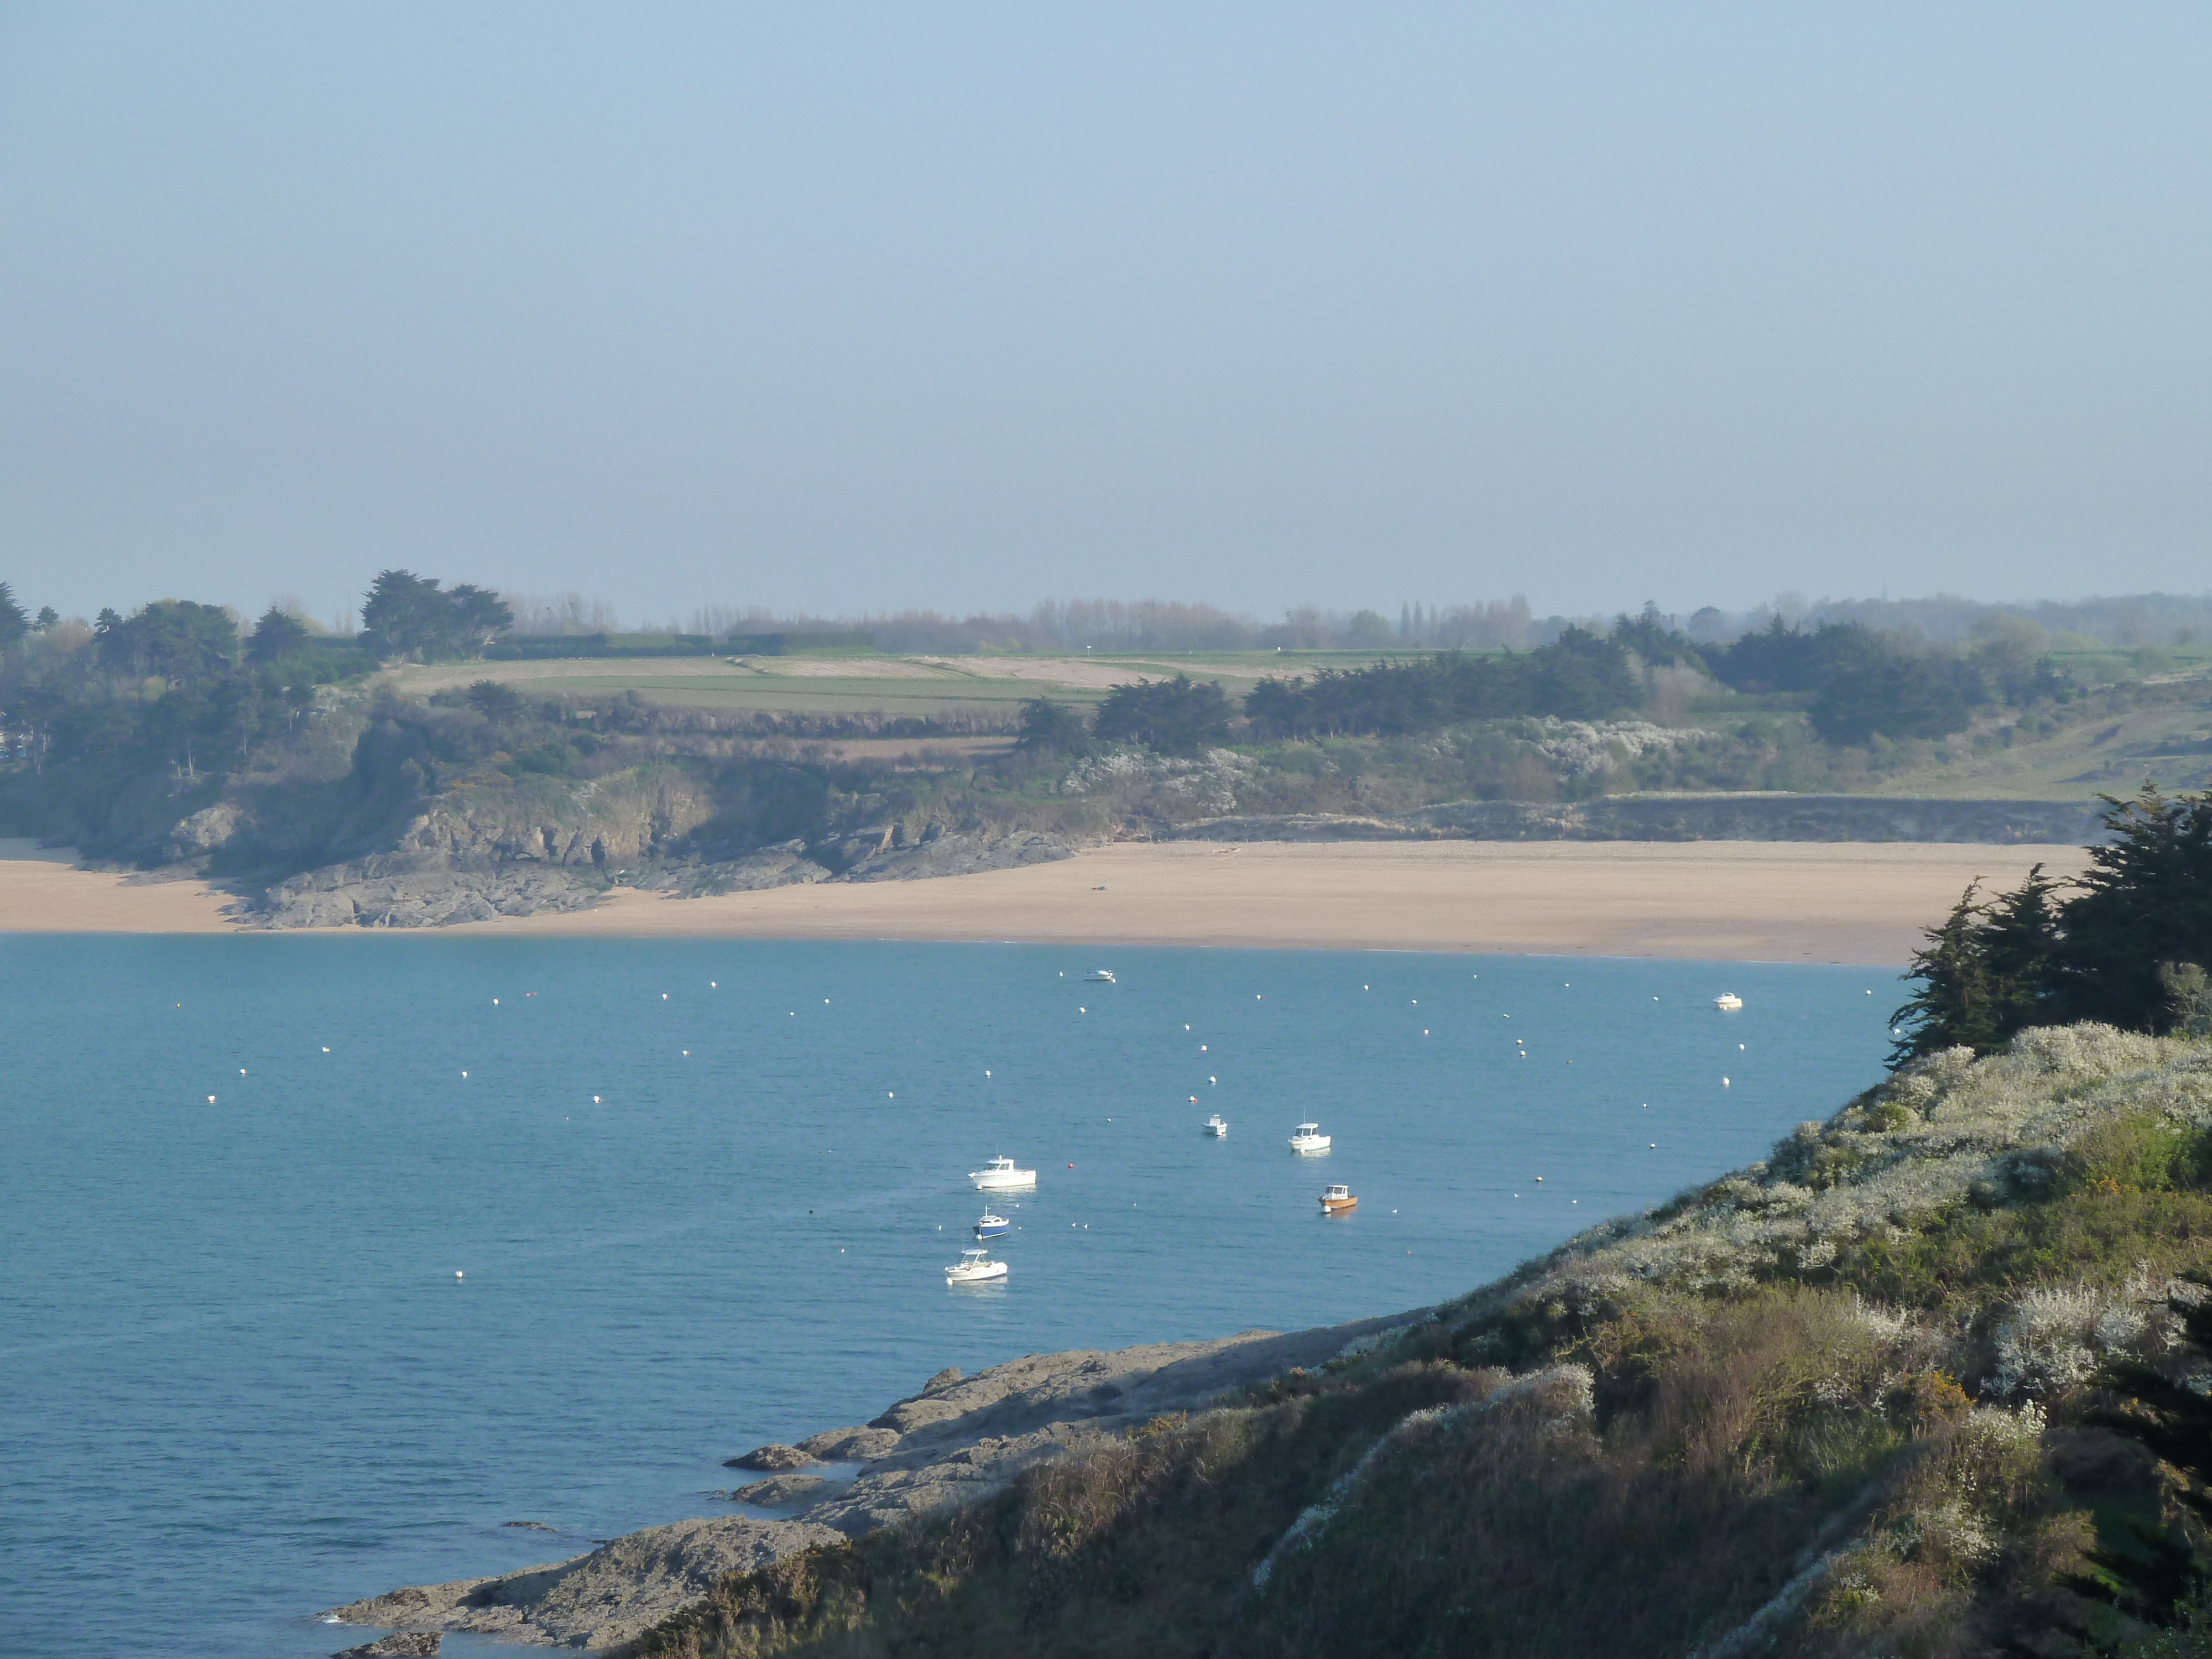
left=1204, top=1114, right=1229, bottom=1137
left=1288, top=1122, right=1332, bottom=1154
left=1084, top=968, right=1116, bottom=983
left=969, top=1156, right=1038, bottom=1190
left=946, top=1248, right=1008, bottom=1285
left=1714, top=992, right=1744, bottom=1011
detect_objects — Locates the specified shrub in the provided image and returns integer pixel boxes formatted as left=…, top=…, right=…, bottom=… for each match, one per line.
left=2059, top=1112, right=2200, bottom=1196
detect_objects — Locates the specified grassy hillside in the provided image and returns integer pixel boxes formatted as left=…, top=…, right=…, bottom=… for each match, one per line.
left=623, top=1025, right=2212, bottom=1659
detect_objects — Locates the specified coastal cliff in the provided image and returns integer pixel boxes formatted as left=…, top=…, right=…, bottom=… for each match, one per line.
left=332, top=1024, right=2212, bottom=1657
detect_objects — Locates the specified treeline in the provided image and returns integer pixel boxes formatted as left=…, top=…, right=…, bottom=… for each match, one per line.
left=1698, top=615, right=2069, bottom=742
left=1892, top=786, right=2212, bottom=1062
left=1032, top=609, right=2080, bottom=752
left=1018, top=630, right=1640, bottom=754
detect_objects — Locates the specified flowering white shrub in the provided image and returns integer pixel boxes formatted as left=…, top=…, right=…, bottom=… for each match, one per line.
left=1517, top=719, right=1705, bottom=779
left=1059, top=747, right=1254, bottom=813
left=1989, top=1289, right=2103, bottom=1397
left=1910, top=1498, right=1999, bottom=1566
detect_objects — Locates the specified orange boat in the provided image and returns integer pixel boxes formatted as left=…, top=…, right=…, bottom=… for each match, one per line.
left=1319, top=1183, right=1358, bottom=1215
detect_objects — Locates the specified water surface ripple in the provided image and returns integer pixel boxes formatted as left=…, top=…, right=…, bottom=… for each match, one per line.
left=0, top=936, right=1896, bottom=1658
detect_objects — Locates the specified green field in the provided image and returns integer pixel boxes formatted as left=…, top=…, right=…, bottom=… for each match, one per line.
left=1860, top=675, right=2212, bottom=800
left=381, top=648, right=1418, bottom=719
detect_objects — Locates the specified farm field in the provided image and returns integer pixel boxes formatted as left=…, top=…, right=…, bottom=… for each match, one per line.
left=379, top=648, right=1396, bottom=717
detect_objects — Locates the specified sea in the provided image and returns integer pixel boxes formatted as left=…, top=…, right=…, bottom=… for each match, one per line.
left=0, top=936, right=1899, bottom=1658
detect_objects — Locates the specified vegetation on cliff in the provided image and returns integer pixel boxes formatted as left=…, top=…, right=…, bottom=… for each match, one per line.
left=619, top=1025, right=2212, bottom=1659
left=1894, top=789, right=2212, bottom=1063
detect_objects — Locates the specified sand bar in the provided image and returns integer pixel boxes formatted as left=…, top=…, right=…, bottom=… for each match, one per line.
left=0, top=838, right=2090, bottom=963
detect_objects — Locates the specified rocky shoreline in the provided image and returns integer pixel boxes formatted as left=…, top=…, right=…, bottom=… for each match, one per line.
left=1166, top=791, right=2109, bottom=846
left=56, top=790, right=2103, bottom=932
left=322, top=1311, right=1421, bottom=1653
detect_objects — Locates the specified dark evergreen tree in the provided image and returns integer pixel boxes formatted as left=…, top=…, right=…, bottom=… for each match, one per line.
left=1609, top=602, right=1706, bottom=670
left=92, top=601, right=239, bottom=684
left=246, top=607, right=312, bottom=664
left=1016, top=697, right=1089, bottom=754
left=1890, top=868, right=2061, bottom=1063
left=1092, top=675, right=1233, bottom=754
left=359, top=570, right=452, bottom=659
left=0, top=581, right=29, bottom=649
left=446, top=584, right=514, bottom=656
left=2047, top=787, right=2212, bottom=1032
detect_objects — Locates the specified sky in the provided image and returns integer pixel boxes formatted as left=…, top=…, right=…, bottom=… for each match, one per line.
left=2, top=3, right=2209, bottom=628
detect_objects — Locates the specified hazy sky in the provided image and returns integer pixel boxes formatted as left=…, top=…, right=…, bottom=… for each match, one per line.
left=3, top=3, right=2208, bottom=627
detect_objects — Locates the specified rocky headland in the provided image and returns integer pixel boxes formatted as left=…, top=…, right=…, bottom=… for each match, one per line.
left=322, top=1312, right=1420, bottom=1652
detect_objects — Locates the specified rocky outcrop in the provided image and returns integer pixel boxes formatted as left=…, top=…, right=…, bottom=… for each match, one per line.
left=243, top=860, right=607, bottom=928
left=834, top=828, right=1073, bottom=881
left=1166, top=792, right=2109, bottom=846
left=327, top=1312, right=1422, bottom=1651
left=325, top=1516, right=843, bottom=1652
left=332, top=1634, right=440, bottom=1658
left=237, top=828, right=1053, bottom=929
left=795, top=1425, right=901, bottom=1462
left=631, top=844, right=831, bottom=899
left=162, top=801, right=245, bottom=863
left=722, top=1442, right=818, bottom=1472
left=726, top=1474, right=830, bottom=1506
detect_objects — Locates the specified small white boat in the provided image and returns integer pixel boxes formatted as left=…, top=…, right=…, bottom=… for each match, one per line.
left=946, top=1248, right=1007, bottom=1285
left=973, top=1211, right=1010, bottom=1238
left=1288, top=1121, right=1332, bottom=1155
left=1084, top=969, right=1116, bottom=983
left=969, top=1156, right=1038, bottom=1190
left=1204, top=1113, right=1228, bottom=1137
left=1714, top=992, right=1744, bottom=1011
left=1319, top=1183, right=1358, bottom=1215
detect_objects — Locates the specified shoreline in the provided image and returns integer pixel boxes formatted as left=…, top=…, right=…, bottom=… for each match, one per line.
left=0, top=838, right=2089, bottom=964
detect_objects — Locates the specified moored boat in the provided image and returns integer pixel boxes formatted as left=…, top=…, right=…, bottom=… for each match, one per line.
left=1084, top=969, right=1116, bottom=983
left=1714, top=992, right=1744, bottom=1011
left=969, top=1156, right=1038, bottom=1190
left=1203, top=1113, right=1228, bottom=1137
left=1288, top=1122, right=1332, bottom=1154
left=973, top=1211, right=1010, bottom=1238
left=1319, top=1183, right=1358, bottom=1215
left=946, top=1248, right=1008, bottom=1285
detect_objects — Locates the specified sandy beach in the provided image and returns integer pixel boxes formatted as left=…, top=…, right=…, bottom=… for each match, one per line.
left=0, top=838, right=2089, bottom=964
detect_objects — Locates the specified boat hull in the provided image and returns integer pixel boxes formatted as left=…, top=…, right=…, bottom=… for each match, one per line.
left=1319, top=1197, right=1358, bottom=1214
left=1289, top=1139, right=1331, bottom=1155
left=946, top=1264, right=1008, bottom=1284
left=971, top=1171, right=1037, bottom=1190
left=973, top=1223, right=1010, bottom=1238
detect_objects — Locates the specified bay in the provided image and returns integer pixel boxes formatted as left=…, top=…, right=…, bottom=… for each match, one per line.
left=0, top=936, right=1897, bottom=1658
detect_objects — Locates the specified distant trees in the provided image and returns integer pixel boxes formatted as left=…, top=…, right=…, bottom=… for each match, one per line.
left=359, top=570, right=513, bottom=660
left=1092, top=675, right=1233, bottom=754
left=92, top=601, right=239, bottom=685
left=1700, top=618, right=2070, bottom=745
left=1016, top=697, right=1090, bottom=755
left=1244, top=627, right=1640, bottom=739
left=246, top=607, right=312, bottom=664
left=466, top=679, right=525, bottom=721
left=1892, top=787, right=2212, bottom=1062
left=0, top=583, right=28, bottom=651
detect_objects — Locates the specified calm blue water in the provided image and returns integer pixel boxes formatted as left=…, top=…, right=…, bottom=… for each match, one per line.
left=1, top=938, right=1897, bottom=1658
